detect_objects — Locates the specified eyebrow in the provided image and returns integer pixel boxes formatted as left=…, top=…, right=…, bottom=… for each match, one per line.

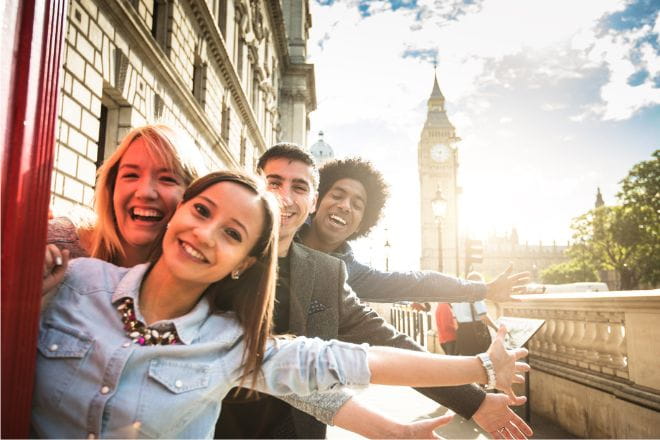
left=198, top=195, right=249, bottom=237
left=332, top=185, right=366, bottom=204
left=118, top=163, right=175, bottom=174
left=266, top=173, right=311, bottom=190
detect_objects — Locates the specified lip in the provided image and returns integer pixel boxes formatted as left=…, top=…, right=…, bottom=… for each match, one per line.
left=326, top=213, right=348, bottom=230
left=177, top=239, right=209, bottom=263
left=128, top=206, right=166, bottom=225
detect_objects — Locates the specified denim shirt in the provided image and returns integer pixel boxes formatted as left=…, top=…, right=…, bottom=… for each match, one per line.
left=32, top=259, right=370, bottom=439
left=328, top=239, right=487, bottom=304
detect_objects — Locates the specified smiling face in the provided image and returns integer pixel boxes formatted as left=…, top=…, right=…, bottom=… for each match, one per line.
left=112, top=138, right=186, bottom=263
left=161, top=181, right=264, bottom=286
left=261, top=158, right=317, bottom=252
left=312, top=178, right=367, bottom=250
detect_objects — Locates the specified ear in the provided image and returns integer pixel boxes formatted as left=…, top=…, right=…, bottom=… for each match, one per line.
left=233, top=256, right=257, bottom=276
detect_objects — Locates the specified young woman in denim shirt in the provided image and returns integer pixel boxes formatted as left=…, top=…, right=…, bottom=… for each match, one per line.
left=38, top=171, right=528, bottom=438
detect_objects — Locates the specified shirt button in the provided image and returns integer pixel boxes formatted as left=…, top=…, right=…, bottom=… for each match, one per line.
left=100, top=386, right=110, bottom=395
left=122, top=342, right=131, bottom=348
left=174, top=380, right=183, bottom=388
left=49, top=344, right=59, bottom=352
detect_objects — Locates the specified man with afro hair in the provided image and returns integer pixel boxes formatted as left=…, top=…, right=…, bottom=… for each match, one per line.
left=300, top=158, right=528, bottom=304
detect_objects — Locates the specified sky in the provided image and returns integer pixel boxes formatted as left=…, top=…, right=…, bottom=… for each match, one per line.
left=306, top=0, right=660, bottom=270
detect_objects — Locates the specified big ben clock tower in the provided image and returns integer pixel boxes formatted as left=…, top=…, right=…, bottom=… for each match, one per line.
left=418, top=73, right=460, bottom=275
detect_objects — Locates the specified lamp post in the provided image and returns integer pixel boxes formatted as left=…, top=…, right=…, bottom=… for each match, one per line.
left=431, top=187, right=447, bottom=273
left=384, top=228, right=391, bottom=272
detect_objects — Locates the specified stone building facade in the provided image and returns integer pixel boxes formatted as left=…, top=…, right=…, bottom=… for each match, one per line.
left=473, top=230, right=569, bottom=281
left=418, top=74, right=461, bottom=276
left=50, top=0, right=315, bottom=214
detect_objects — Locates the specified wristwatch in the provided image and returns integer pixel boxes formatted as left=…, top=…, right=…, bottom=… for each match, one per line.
left=477, top=353, right=496, bottom=390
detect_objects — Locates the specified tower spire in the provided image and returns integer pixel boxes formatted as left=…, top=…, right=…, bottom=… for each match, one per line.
left=595, top=187, right=604, bottom=208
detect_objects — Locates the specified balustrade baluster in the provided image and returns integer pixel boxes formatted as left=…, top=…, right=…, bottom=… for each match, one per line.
left=605, top=319, right=627, bottom=369
left=595, top=320, right=612, bottom=365
left=562, top=312, right=577, bottom=358
left=583, top=317, right=600, bottom=363
left=555, top=313, right=567, bottom=355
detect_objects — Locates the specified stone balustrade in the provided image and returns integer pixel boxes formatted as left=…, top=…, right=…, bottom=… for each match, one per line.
left=502, top=290, right=660, bottom=438
left=391, top=292, right=660, bottom=437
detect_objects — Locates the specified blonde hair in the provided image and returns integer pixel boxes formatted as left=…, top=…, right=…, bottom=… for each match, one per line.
left=89, top=124, right=202, bottom=264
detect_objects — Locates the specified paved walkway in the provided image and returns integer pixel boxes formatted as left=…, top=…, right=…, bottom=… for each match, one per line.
left=327, top=385, right=576, bottom=439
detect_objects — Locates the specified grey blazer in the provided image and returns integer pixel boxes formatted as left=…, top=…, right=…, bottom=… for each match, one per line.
left=283, top=242, right=486, bottom=436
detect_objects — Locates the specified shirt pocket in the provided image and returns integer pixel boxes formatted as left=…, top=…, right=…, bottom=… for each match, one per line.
left=136, top=359, right=217, bottom=437
left=35, top=323, right=94, bottom=408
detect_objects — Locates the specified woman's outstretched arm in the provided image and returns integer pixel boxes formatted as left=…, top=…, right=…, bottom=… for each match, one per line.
left=367, top=327, right=528, bottom=399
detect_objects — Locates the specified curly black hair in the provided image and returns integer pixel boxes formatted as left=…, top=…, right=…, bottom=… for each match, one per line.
left=317, top=158, right=389, bottom=240
left=257, top=143, right=319, bottom=190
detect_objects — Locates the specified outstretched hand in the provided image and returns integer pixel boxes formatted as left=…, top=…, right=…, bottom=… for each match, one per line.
left=485, top=264, right=531, bottom=302
left=487, top=326, right=530, bottom=400
left=400, top=414, right=454, bottom=439
left=473, top=393, right=533, bottom=439
left=43, top=244, right=69, bottom=294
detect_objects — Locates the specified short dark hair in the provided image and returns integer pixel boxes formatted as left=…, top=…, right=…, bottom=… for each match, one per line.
left=257, top=143, right=319, bottom=190
left=317, top=158, right=389, bottom=240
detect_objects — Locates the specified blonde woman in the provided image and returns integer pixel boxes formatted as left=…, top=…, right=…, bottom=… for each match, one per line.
left=45, top=124, right=204, bottom=289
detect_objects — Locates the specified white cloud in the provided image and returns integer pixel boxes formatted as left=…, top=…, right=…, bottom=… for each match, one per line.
left=307, top=0, right=658, bottom=265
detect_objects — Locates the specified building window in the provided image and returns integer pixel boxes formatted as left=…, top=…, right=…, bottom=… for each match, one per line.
left=97, top=105, right=108, bottom=170
left=221, top=102, right=230, bottom=144
left=217, top=0, right=227, bottom=39
left=236, top=37, right=244, bottom=81
left=152, top=0, right=172, bottom=55
left=192, top=54, right=207, bottom=108
left=251, top=69, right=259, bottom=112
left=154, top=93, right=164, bottom=119
left=240, top=136, right=246, bottom=166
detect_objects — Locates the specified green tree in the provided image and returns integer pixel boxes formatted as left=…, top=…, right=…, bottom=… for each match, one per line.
left=540, top=259, right=598, bottom=284
left=542, top=151, right=659, bottom=290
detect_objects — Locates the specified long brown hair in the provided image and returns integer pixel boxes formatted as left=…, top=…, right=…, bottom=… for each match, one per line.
left=90, top=124, right=203, bottom=264
left=150, top=170, right=280, bottom=389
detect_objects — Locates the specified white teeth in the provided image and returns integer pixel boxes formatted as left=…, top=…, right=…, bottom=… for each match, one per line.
left=133, top=208, right=161, bottom=218
left=181, top=241, right=207, bottom=262
left=330, top=214, right=347, bottom=225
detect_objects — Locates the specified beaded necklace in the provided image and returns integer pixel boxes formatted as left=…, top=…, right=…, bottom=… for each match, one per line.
left=117, top=297, right=180, bottom=345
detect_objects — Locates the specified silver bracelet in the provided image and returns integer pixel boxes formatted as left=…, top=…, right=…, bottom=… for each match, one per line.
left=477, top=353, right=496, bottom=390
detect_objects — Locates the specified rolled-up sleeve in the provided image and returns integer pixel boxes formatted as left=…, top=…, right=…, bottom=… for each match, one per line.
left=255, top=338, right=371, bottom=397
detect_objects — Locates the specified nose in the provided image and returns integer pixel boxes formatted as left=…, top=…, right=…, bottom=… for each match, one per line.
left=276, top=187, right=294, bottom=210
left=336, top=197, right=350, bottom=213
left=192, top=224, right=216, bottom=248
left=135, top=176, right=158, bottom=200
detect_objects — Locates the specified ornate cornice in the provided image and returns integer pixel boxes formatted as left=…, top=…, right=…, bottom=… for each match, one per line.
left=188, top=0, right=268, bottom=154
left=99, top=0, right=244, bottom=166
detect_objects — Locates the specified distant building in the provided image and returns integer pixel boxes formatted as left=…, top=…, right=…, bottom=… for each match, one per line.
left=471, top=229, right=569, bottom=281
left=310, top=130, right=334, bottom=166
left=50, top=0, right=316, bottom=214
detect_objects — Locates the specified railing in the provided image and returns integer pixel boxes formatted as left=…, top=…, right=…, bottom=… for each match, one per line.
left=390, top=303, right=433, bottom=349
left=503, top=290, right=660, bottom=438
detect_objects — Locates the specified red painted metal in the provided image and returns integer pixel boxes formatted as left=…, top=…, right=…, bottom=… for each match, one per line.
left=1, top=0, right=67, bottom=436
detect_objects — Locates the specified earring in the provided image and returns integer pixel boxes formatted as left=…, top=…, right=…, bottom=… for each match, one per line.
left=231, top=270, right=240, bottom=280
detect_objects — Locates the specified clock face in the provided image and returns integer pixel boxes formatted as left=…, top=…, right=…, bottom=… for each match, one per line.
left=430, top=144, right=451, bottom=163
